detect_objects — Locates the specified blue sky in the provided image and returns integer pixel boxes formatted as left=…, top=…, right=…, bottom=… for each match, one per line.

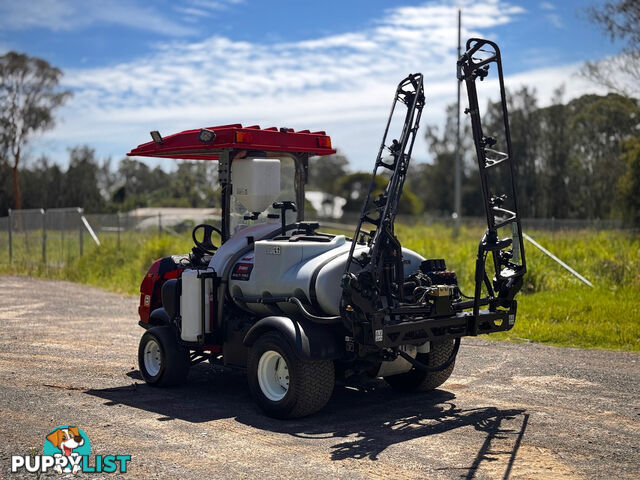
left=0, top=0, right=621, bottom=171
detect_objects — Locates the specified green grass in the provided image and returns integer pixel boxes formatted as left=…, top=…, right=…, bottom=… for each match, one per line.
left=493, top=286, right=640, bottom=350
left=0, top=232, right=193, bottom=295
left=1, top=229, right=88, bottom=266
left=1, top=224, right=639, bottom=351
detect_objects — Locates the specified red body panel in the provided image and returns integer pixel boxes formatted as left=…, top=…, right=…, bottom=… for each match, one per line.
left=127, top=124, right=336, bottom=160
left=139, top=258, right=221, bottom=352
left=138, top=257, right=183, bottom=324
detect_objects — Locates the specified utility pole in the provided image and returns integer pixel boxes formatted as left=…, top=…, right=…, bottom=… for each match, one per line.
left=454, top=8, right=462, bottom=237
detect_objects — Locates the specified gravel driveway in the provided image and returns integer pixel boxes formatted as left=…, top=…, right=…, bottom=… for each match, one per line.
left=0, top=276, right=638, bottom=479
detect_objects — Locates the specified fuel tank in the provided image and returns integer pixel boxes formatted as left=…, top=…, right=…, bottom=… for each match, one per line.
left=227, top=234, right=424, bottom=316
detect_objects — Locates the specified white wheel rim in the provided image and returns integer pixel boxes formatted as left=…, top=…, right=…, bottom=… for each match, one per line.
left=257, top=350, right=289, bottom=402
left=144, top=339, right=162, bottom=377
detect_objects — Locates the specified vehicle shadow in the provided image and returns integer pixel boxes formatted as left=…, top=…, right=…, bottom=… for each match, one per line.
left=241, top=384, right=528, bottom=478
left=85, top=364, right=528, bottom=476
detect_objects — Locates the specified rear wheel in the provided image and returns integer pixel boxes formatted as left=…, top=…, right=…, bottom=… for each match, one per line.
left=384, top=339, right=457, bottom=392
left=247, top=331, right=335, bottom=418
left=138, top=326, right=190, bottom=387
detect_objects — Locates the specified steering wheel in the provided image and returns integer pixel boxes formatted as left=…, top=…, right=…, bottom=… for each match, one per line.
left=192, top=224, right=222, bottom=254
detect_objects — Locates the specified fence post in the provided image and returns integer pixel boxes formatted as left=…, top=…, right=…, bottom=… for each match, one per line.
left=116, top=212, right=121, bottom=249
left=78, top=208, right=84, bottom=256
left=158, top=213, right=162, bottom=235
left=8, top=208, right=12, bottom=264
left=41, top=208, right=46, bottom=265
left=61, top=210, right=65, bottom=263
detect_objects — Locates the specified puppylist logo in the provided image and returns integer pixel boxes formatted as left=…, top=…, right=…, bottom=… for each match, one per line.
left=11, top=425, right=131, bottom=475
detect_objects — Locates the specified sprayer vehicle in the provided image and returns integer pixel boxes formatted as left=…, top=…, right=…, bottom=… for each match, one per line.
left=130, top=38, right=526, bottom=418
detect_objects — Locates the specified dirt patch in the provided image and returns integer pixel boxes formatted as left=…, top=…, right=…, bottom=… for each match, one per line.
left=512, top=375, right=598, bottom=389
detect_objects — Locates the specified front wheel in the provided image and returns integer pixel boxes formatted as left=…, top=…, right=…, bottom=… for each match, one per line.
left=138, top=326, right=190, bottom=387
left=247, top=331, right=335, bottom=419
left=384, top=339, right=457, bottom=392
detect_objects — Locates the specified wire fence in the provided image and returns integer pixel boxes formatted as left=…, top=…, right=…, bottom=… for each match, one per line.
left=0, top=207, right=634, bottom=267
left=2, top=208, right=95, bottom=266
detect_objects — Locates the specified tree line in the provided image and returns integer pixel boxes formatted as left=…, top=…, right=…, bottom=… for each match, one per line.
left=0, top=147, right=220, bottom=215
left=403, top=89, right=640, bottom=224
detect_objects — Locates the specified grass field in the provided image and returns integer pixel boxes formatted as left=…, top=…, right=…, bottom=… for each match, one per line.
left=1, top=224, right=639, bottom=351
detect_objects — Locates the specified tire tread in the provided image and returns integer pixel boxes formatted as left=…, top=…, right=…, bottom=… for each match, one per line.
left=248, top=331, right=335, bottom=418
left=138, top=326, right=190, bottom=387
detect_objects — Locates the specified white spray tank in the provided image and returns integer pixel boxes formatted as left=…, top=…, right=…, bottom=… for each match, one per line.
left=232, top=157, right=281, bottom=214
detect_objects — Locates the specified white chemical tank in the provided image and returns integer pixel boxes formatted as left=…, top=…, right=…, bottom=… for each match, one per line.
left=232, top=157, right=281, bottom=213
left=228, top=235, right=425, bottom=316
left=180, top=268, right=214, bottom=342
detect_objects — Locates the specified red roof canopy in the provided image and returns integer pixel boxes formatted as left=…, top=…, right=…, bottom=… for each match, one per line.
left=127, top=124, right=336, bottom=160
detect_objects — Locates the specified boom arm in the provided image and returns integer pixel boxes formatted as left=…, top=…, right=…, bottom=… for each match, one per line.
left=457, top=38, right=526, bottom=328
left=342, top=73, right=425, bottom=309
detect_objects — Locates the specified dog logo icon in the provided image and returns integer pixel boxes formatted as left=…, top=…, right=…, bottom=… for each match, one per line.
left=44, top=425, right=91, bottom=475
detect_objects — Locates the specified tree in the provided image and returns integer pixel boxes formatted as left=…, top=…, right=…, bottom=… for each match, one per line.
left=0, top=52, right=71, bottom=210
left=117, top=158, right=159, bottom=197
left=337, top=172, right=383, bottom=213
left=537, top=87, right=571, bottom=218
left=112, top=158, right=171, bottom=210
left=307, top=151, right=349, bottom=195
left=582, top=0, right=640, bottom=97
left=481, top=87, right=541, bottom=218
left=617, top=136, right=640, bottom=225
left=96, top=157, right=117, bottom=201
left=0, top=162, right=11, bottom=216
left=170, top=161, right=218, bottom=208
left=567, top=93, right=639, bottom=218
left=20, top=156, right=65, bottom=210
left=110, top=158, right=221, bottom=210
left=413, top=103, right=479, bottom=217
left=63, top=146, right=105, bottom=212
left=336, top=172, right=422, bottom=215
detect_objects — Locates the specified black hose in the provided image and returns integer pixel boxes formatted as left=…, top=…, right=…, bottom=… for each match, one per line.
left=287, top=297, right=342, bottom=324
left=397, top=337, right=461, bottom=372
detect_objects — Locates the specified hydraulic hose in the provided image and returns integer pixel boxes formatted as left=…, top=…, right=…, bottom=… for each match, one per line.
left=397, top=337, right=461, bottom=372
left=287, top=297, right=342, bottom=324
left=232, top=294, right=341, bottom=324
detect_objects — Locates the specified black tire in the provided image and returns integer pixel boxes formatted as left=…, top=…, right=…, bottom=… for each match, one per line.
left=247, top=331, right=335, bottom=419
left=384, top=339, right=457, bottom=392
left=138, top=326, right=190, bottom=387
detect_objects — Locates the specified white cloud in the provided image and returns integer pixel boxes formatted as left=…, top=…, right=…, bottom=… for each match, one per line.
left=546, top=13, right=564, bottom=29
left=0, top=0, right=195, bottom=36
left=173, top=0, right=245, bottom=22
left=188, top=0, right=244, bottom=9
left=30, top=0, right=610, bottom=171
left=539, top=2, right=556, bottom=10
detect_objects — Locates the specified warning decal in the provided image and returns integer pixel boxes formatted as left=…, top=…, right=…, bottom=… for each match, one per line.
left=231, top=262, right=253, bottom=281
